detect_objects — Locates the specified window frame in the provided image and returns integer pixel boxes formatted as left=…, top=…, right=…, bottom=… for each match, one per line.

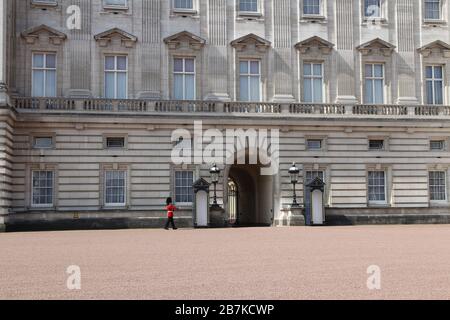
left=103, top=0, right=129, bottom=10
left=31, top=0, right=58, bottom=7
left=302, top=0, right=324, bottom=18
left=306, top=139, right=323, bottom=151
left=429, top=170, right=447, bottom=202
left=173, top=57, right=196, bottom=101
left=238, top=59, right=261, bottom=102
left=424, top=0, right=443, bottom=21
left=368, top=139, right=385, bottom=151
left=364, top=63, right=385, bottom=104
left=172, top=0, right=196, bottom=13
left=31, top=52, right=57, bottom=98
left=367, top=170, right=387, bottom=205
left=425, top=65, right=444, bottom=105
left=104, top=55, right=128, bottom=99
left=303, top=62, right=324, bottom=103
left=104, top=170, right=127, bottom=207
left=105, top=136, right=126, bottom=149
left=31, top=170, right=55, bottom=208
left=33, top=136, right=54, bottom=149
left=237, top=0, right=262, bottom=17
left=174, top=170, right=195, bottom=205
left=430, top=139, right=446, bottom=151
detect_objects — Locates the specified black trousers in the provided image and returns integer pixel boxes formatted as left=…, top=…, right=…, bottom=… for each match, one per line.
left=165, top=217, right=177, bottom=229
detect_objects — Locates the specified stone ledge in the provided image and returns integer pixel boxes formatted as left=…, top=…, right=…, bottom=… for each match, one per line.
left=5, top=216, right=193, bottom=232
left=326, top=213, right=450, bottom=225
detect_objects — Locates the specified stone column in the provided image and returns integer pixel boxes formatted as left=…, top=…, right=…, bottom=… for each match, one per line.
left=396, top=0, right=418, bottom=104
left=205, top=0, right=230, bottom=100
left=139, top=0, right=162, bottom=99
left=0, top=0, right=13, bottom=231
left=335, top=0, right=358, bottom=104
left=271, top=0, right=294, bottom=102
left=0, top=0, right=8, bottom=104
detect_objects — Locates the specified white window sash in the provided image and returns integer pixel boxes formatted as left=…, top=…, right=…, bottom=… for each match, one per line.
left=31, top=170, right=54, bottom=207
left=239, top=60, right=261, bottom=102
left=425, top=65, right=444, bottom=105
left=173, top=58, right=196, bottom=100
left=175, top=171, right=194, bottom=204
left=104, top=171, right=127, bottom=207
left=303, top=63, right=323, bottom=103
left=32, top=53, right=57, bottom=98
left=104, top=56, right=128, bottom=99
left=429, top=171, right=447, bottom=202
left=365, top=64, right=385, bottom=104
left=368, top=171, right=387, bottom=204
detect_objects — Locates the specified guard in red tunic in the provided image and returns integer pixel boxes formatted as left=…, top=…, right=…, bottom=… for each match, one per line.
left=164, top=197, right=178, bottom=230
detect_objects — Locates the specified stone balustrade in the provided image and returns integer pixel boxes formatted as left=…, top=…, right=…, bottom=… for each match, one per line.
left=11, top=97, right=450, bottom=118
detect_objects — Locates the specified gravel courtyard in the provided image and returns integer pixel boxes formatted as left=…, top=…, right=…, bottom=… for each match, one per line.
left=1, top=225, right=449, bottom=300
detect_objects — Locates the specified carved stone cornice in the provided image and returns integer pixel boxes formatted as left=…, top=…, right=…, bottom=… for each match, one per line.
left=230, top=33, right=271, bottom=53
left=94, top=28, right=138, bottom=48
left=21, top=25, right=67, bottom=45
left=418, top=40, right=450, bottom=58
left=356, top=38, right=396, bottom=57
left=163, top=31, right=206, bottom=51
left=295, top=36, right=334, bottom=55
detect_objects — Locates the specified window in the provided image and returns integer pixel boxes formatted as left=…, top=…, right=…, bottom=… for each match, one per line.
left=175, top=171, right=194, bottom=203
left=104, top=0, right=128, bottom=7
left=425, top=66, right=443, bottom=105
left=307, top=139, right=322, bottom=150
left=174, top=0, right=193, bottom=9
left=173, top=58, right=195, bottom=100
left=364, top=64, right=384, bottom=104
left=106, top=137, right=125, bottom=149
left=105, top=170, right=126, bottom=206
left=305, top=170, right=325, bottom=184
left=430, top=140, right=445, bottom=150
left=32, top=170, right=54, bottom=207
left=239, top=0, right=258, bottom=12
left=368, top=171, right=386, bottom=203
left=33, top=137, right=53, bottom=149
left=429, top=171, right=447, bottom=201
left=105, top=56, right=127, bottom=99
left=424, top=0, right=441, bottom=20
left=369, top=139, right=384, bottom=150
left=32, top=53, right=56, bottom=97
left=303, top=0, right=321, bottom=15
left=31, top=0, right=57, bottom=6
left=303, top=63, right=323, bottom=103
left=364, top=0, right=381, bottom=18
left=239, top=60, right=261, bottom=102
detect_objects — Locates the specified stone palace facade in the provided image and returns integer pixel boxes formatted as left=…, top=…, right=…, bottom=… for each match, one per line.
left=2, top=0, right=450, bottom=231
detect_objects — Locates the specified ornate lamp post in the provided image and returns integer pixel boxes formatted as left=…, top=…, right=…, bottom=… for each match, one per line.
left=289, top=163, right=300, bottom=207
left=210, top=163, right=220, bottom=207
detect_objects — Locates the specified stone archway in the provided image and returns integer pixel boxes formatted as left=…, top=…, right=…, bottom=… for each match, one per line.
left=225, top=163, right=273, bottom=226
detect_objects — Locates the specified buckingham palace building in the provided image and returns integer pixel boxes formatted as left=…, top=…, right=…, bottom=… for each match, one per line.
left=2, top=0, right=450, bottom=231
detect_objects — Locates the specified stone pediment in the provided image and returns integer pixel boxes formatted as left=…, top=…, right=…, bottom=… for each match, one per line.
left=418, top=40, right=450, bottom=58
left=306, top=177, right=325, bottom=192
left=357, top=38, right=396, bottom=56
left=230, top=33, right=271, bottom=52
left=21, top=24, right=67, bottom=45
left=94, top=28, right=138, bottom=48
left=193, top=178, right=210, bottom=193
left=163, top=31, right=206, bottom=50
left=295, top=36, right=334, bottom=54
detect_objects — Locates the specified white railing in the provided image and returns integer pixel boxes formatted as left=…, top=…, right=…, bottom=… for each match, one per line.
left=11, top=97, right=450, bottom=118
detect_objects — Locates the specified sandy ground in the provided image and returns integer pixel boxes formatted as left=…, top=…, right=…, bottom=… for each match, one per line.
left=0, top=225, right=450, bottom=300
